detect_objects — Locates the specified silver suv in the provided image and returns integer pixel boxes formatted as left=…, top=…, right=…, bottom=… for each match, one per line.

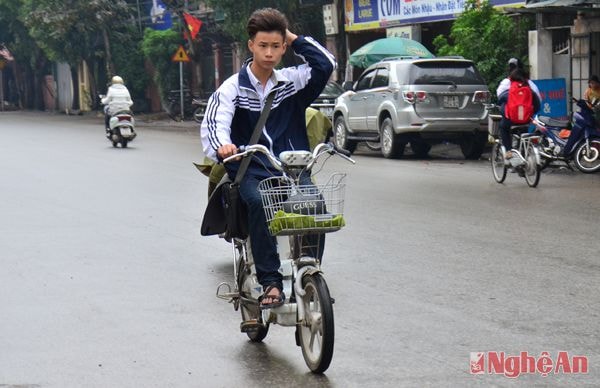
left=332, top=57, right=490, bottom=159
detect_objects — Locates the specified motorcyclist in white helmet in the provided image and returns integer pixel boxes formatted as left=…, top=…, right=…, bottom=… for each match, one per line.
left=101, top=75, right=133, bottom=131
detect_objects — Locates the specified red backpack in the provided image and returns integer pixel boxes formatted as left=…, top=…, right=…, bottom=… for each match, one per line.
left=505, top=80, right=534, bottom=124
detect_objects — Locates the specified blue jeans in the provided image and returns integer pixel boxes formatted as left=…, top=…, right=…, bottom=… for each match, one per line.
left=499, top=116, right=514, bottom=151
left=238, top=172, right=323, bottom=290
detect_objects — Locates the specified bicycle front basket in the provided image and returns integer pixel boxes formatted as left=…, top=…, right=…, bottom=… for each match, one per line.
left=258, top=173, right=346, bottom=236
left=489, top=114, right=501, bottom=137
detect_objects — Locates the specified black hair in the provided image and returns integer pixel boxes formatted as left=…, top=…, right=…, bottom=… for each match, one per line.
left=509, top=68, right=529, bottom=83
left=247, top=8, right=288, bottom=40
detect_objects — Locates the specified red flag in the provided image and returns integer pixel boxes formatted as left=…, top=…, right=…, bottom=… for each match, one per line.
left=183, top=12, right=202, bottom=40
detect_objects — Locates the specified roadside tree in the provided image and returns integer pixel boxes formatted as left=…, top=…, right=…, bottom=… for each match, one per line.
left=433, top=0, right=533, bottom=94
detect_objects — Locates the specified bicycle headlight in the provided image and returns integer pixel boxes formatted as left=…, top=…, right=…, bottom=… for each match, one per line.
left=279, top=151, right=313, bottom=167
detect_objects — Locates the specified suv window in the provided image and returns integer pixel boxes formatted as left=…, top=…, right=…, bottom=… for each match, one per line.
left=355, top=69, right=376, bottom=91
left=372, top=68, right=389, bottom=88
left=406, top=61, right=485, bottom=85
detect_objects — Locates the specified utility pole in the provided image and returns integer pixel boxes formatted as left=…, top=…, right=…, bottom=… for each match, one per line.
left=0, top=69, right=4, bottom=112
left=135, top=0, right=142, bottom=33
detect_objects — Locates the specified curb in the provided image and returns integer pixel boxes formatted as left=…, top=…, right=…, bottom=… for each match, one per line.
left=76, top=110, right=200, bottom=132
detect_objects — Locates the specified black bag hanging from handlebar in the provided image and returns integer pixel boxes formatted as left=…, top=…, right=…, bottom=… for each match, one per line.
left=222, top=181, right=248, bottom=239
left=200, top=92, right=276, bottom=239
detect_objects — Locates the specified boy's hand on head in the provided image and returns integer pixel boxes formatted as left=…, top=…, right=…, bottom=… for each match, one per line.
left=285, top=29, right=298, bottom=46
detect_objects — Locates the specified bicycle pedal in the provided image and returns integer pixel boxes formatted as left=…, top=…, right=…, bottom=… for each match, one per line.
left=216, top=282, right=239, bottom=301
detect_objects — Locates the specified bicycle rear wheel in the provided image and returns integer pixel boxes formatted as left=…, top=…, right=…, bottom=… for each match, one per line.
left=240, top=301, right=269, bottom=342
left=524, top=142, right=541, bottom=187
left=297, top=273, right=334, bottom=374
left=236, top=242, right=269, bottom=342
left=491, top=142, right=507, bottom=183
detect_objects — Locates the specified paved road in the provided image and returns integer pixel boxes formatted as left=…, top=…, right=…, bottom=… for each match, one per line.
left=1, top=111, right=599, bottom=387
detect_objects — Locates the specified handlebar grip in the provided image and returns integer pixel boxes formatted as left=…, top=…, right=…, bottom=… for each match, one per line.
left=331, top=142, right=352, bottom=157
left=221, top=146, right=249, bottom=164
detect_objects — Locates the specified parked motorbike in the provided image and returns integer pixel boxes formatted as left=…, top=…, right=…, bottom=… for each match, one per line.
left=166, top=89, right=207, bottom=123
left=191, top=97, right=207, bottom=123
left=532, top=98, right=600, bottom=173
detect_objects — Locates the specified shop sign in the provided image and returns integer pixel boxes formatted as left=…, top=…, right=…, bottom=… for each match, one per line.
left=345, top=0, right=381, bottom=31
left=345, top=0, right=525, bottom=31
left=386, top=26, right=413, bottom=39
left=532, top=78, right=568, bottom=120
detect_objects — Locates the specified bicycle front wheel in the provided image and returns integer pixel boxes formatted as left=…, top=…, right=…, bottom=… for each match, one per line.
left=491, top=142, right=507, bottom=183
left=524, top=142, right=541, bottom=187
left=574, top=139, right=600, bottom=173
left=297, top=273, right=334, bottom=374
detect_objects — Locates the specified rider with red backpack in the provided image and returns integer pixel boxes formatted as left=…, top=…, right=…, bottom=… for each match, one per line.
left=496, top=58, right=542, bottom=163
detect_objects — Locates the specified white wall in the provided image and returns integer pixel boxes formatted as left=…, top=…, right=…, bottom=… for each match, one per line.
left=529, top=29, right=553, bottom=80
left=56, top=63, right=73, bottom=113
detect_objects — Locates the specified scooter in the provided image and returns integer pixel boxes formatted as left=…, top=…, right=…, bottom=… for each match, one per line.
left=99, top=95, right=137, bottom=148
left=106, top=110, right=136, bottom=148
left=532, top=98, right=600, bottom=173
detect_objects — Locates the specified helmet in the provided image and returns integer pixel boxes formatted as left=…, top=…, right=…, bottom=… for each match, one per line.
left=111, top=75, right=124, bottom=84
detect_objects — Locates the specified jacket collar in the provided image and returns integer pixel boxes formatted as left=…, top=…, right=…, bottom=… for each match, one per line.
left=239, top=58, right=289, bottom=94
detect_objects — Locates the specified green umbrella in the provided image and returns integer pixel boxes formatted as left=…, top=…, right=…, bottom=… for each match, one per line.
left=349, top=37, right=434, bottom=68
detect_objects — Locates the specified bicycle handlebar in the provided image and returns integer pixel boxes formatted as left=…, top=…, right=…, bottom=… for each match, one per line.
left=222, top=142, right=355, bottom=171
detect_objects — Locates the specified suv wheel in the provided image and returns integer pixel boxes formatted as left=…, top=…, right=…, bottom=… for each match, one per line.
left=460, top=132, right=488, bottom=160
left=333, top=116, right=357, bottom=154
left=380, top=118, right=406, bottom=159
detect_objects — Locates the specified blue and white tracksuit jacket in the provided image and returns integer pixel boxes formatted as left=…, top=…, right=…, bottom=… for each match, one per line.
left=201, top=36, right=336, bottom=180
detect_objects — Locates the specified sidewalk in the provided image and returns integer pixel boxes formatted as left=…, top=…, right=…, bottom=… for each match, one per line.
left=79, top=110, right=200, bottom=133
left=2, top=109, right=201, bottom=132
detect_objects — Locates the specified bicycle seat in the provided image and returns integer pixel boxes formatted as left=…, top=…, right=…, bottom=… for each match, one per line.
left=537, top=116, right=569, bottom=128
left=520, top=132, right=538, bottom=139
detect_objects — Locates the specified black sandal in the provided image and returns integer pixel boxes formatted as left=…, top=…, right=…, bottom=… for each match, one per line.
left=259, top=283, right=285, bottom=310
